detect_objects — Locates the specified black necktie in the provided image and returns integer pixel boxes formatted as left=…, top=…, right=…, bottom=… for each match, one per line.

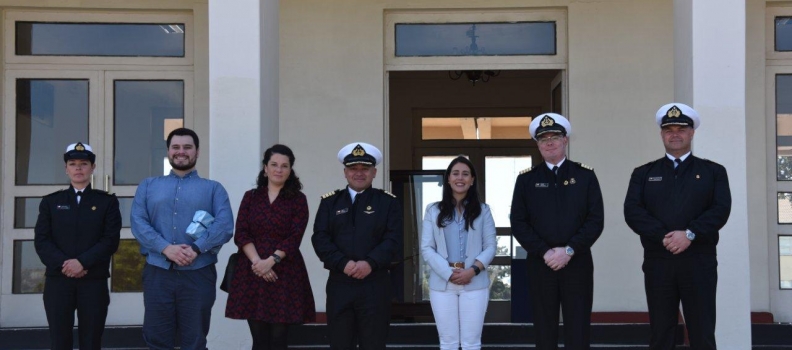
left=552, top=166, right=559, bottom=175
left=76, top=191, right=83, bottom=205
left=674, top=158, right=681, bottom=177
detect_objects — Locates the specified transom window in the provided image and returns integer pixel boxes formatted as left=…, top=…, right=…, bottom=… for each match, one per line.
left=395, top=22, right=555, bottom=57
left=16, top=22, right=185, bottom=57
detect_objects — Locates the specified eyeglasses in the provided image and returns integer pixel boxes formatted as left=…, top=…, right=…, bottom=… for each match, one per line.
left=536, top=135, right=564, bottom=144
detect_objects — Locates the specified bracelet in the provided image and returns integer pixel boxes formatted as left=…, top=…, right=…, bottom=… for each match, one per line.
left=271, top=254, right=282, bottom=264
left=471, top=265, right=481, bottom=276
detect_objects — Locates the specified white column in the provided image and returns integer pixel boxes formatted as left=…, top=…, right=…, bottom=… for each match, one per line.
left=674, top=0, right=751, bottom=348
left=260, top=0, right=280, bottom=147
left=208, top=0, right=278, bottom=348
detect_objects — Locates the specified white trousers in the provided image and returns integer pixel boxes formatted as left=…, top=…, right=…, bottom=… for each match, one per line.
left=429, top=283, right=489, bottom=350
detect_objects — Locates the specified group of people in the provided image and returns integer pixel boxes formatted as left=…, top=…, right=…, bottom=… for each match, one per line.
left=419, top=102, right=731, bottom=350
left=33, top=101, right=731, bottom=350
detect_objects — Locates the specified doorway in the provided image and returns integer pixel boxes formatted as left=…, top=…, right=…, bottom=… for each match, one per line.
left=388, top=69, right=564, bottom=322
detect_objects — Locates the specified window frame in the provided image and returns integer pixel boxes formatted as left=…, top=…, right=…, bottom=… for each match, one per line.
left=767, top=65, right=792, bottom=291
left=385, top=9, right=567, bottom=71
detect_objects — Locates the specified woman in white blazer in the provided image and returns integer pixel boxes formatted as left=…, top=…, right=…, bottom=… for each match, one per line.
left=421, top=156, right=497, bottom=350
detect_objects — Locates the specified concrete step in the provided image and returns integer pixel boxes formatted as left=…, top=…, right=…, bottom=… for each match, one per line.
left=1, top=323, right=790, bottom=349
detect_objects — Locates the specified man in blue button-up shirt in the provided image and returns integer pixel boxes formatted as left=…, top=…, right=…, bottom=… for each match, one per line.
left=131, top=128, right=234, bottom=350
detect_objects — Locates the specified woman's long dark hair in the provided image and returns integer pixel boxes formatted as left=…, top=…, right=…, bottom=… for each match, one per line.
left=436, top=156, right=482, bottom=231
left=256, top=144, right=303, bottom=197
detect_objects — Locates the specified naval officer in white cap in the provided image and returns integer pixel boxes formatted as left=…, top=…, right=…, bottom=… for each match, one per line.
left=34, top=142, right=121, bottom=350
left=510, top=113, right=604, bottom=350
left=312, top=142, right=403, bottom=350
left=624, top=103, right=731, bottom=350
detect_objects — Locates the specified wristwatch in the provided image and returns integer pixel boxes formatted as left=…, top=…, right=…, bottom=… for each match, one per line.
left=565, top=246, right=575, bottom=256
left=271, top=254, right=282, bottom=263
left=686, top=229, right=696, bottom=241
left=471, top=265, right=481, bottom=276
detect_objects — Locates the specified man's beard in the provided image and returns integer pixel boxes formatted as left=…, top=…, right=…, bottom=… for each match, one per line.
left=169, top=157, right=197, bottom=171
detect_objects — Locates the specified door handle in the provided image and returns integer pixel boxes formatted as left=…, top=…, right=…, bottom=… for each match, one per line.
left=105, top=175, right=110, bottom=192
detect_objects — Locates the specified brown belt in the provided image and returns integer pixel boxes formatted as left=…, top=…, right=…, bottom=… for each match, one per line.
left=449, top=262, right=465, bottom=269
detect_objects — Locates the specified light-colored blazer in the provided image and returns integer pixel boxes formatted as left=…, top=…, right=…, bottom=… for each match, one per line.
left=420, top=202, right=497, bottom=291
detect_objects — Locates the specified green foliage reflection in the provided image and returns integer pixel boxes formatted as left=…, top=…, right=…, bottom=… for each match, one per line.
left=111, top=240, right=145, bottom=292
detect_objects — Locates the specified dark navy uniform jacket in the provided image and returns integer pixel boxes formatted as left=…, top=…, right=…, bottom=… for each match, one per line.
left=624, top=155, right=731, bottom=258
left=312, top=186, right=403, bottom=282
left=34, top=184, right=121, bottom=279
left=510, top=160, right=605, bottom=258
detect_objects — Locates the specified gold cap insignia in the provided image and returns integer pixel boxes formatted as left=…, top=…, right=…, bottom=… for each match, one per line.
left=75, top=143, right=85, bottom=151
left=666, top=106, right=681, bottom=118
left=540, top=115, right=555, bottom=127
left=352, top=144, right=366, bottom=157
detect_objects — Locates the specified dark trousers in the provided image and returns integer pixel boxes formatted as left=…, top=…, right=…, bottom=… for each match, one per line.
left=643, top=254, right=717, bottom=350
left=326, top=271, right=391, bottom=350
left=142, top=264, right=217, bottom=350
left=527, top=253, right=593, bottom=350
left=247, top=320, right=289, bottom=350
left=43, top=276, right=110, bottom=350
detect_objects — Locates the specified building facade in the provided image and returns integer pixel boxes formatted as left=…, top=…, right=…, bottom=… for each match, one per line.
left=0, top=0, right=786, bottom=348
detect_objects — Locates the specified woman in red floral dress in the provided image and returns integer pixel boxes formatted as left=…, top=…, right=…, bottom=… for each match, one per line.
left=225, top=144, right=316, bottom=350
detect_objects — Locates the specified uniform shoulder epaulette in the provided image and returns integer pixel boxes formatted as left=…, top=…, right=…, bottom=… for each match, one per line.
left=381, top=189, right=397, bottom=198
left=699, top=158, right=725, bottom=168
left=321, top=189, right=341, bottom=199
left=576, top=162, right=594, bottom=171
left=519, top=167, right=534, bottom=175
left=635, top=159, right=659, bottom=171
left=44, top=189, right=66, bottom=197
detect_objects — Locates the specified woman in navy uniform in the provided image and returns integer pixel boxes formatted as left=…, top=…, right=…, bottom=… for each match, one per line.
left=624, top=103, right=731, bottom=350
left=312, top=142, right=403, bottom=350
left=34, top=142, right=121, bottom=350
left=510, top=114, right=605, bottom=350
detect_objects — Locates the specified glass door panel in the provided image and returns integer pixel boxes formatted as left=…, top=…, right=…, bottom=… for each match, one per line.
left=15, top=79, right=89, bottom=185
left=390, top=171, right=444, bottom=318
left=1, top=70, right=103, bottom=327
left=113, top=80, right=184, bottom=185
left=484, top=156, right=532, bottom=228
left=103, top=71, right=192, bottom=197
left=101, top=71, right=192, bottom=325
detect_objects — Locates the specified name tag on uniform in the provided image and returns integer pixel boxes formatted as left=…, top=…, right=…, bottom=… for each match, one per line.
left=648, top=177, right=663, bottom=182
left=535, top=183, right=549, bottom=188
left=57, top=205, right=70, bottom=210
left=336, top=208, right=348, bottom=215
